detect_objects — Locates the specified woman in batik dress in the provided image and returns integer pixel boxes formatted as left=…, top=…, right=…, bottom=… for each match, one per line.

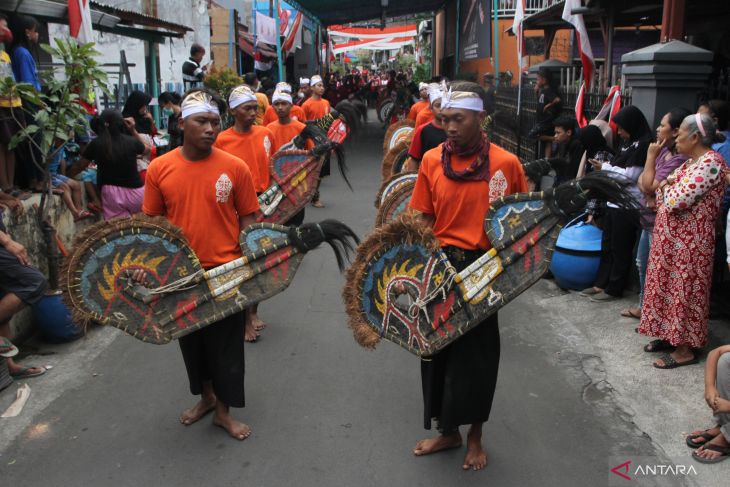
left=639, top=113, right=728, bottom=369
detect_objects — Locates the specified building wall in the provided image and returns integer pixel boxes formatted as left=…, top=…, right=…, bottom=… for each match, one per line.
left=49, top=0, right=211, bottom=91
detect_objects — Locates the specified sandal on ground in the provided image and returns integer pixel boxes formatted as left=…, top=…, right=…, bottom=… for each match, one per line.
left=10, top=365, right=46, bottom=379
left=653, top=352, right=698, bottom=369
left=644, top=339, right=675, bottom=353
left=686, top=430, right=719, bottom=448
left=692, top=444, right=730, bottom=463
left=621, top=308, right=641, bottom=319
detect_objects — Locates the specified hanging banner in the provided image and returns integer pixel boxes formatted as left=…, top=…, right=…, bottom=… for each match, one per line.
left=328, top=24, right=417, bottom=39
left=459, top=0, right=491, bottom=61
left=256, top=12, right=277, bottom=45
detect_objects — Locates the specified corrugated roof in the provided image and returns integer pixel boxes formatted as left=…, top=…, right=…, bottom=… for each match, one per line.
left=89, top=1, right=192, bottom=34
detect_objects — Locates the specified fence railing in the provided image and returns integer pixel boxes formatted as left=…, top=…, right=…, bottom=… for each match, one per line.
left=496, top=0, right=561, bottom=17
left=490, top=77, right=632, bottom=162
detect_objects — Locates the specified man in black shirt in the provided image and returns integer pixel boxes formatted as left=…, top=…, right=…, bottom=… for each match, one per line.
left=404, top=83, right=446, bottom=172
left=549, top=115, right=584, bottom=185
left=182, top=44, right=210, bottom=91
left=482, top=73, right=496, bottom=115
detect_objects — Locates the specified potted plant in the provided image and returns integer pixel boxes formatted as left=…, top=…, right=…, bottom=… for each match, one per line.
left=1, top=39, right=108, bottom=341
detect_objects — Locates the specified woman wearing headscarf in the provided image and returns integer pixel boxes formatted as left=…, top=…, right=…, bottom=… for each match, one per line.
left=639, top=114, right=727, bottom=369
left=581, top=105, right=651, bottom=302
left=122, top=90, right=157, bottom=180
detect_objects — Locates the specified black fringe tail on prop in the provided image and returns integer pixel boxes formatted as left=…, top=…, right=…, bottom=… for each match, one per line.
left=522, top=158, right=554, bottom=186
left=288, top=220, right=360, bottom=271
left=546, top=171, right=645, bottom=225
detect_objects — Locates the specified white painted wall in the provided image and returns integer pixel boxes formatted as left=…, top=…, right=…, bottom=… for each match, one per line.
left=48, top=0, right=211, bottom=92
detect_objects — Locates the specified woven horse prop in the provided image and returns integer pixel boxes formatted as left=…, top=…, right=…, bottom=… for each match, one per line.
left=344, top=172, right=640, bottom=357
left=63, top=217, right=358, bottom=345
left=258, top=107, right=354, bottom=224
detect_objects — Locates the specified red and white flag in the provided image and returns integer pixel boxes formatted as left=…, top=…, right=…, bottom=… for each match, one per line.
left=68, top=0, right=93, bottom=44
left=562, top=0, right=595, bottom=127
left=511, top=0, right=526, bottom=71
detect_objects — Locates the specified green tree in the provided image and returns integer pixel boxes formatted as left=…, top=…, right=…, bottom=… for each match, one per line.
left=1, top=39, right=109, bottom=288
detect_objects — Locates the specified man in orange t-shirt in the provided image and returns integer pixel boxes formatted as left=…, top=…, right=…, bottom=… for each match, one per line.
left=301, top=75, right=331, bottom=121
left=143, top=88, right=260, bottom=442
left=409, top=81, right=527, bottom=472
left=214, top=85, right=274, bottom=194
left=407, top=82, right=430, bottom=121
left=262, top=82, right=305, bottom=125
left=266, top=89, right=313, bottom=226
left=213, top=85, right=274, bottom=340
left=415, top=104, right=435, bottom=128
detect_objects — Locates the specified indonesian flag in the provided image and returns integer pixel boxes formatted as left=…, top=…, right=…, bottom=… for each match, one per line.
left=595, top=85, right=622, bottom=134
left=562, top=0, right=594, bottom=127
left=512, top=0, right=526, bottom=71
left=68, top=0, right=93, bottom=44
left=277, top=3, right=290, bottom=36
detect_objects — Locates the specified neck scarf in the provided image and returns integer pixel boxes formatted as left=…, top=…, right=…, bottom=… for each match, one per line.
left=441, top=131, right=490, bottom=182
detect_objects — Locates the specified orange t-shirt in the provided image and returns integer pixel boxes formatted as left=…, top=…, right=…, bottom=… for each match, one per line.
left=263, top=104, right=306, bottom=125
left=409, top=143, right=527, bottom=250
left=266, top=120, right=315, bottom=152
left=255, top=92, right=270, bottom=126
left=143, top=147, right=260, bottom=268
left=214, top=125, right=274, bottom=193
left=302, top=97, right=331, bottom=121
left=415, top=106, right=434, bottom=127
left=407, top=100, right=429, bottom=121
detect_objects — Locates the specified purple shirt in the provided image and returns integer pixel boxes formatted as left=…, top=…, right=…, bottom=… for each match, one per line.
left=643, top=147, right=689, bottom=227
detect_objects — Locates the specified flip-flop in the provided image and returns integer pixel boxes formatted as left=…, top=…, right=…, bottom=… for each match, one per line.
left=74, top=210, right=93, bottom=221
left=686, top=430, right=719, bottom=448
left=0, top=337, right=19, bottom=358
left=621, top=308, right=641, bottom=319
left=692, top=443, right=730, bottom=463
left=644, top=339, right=675, bottom=353
left=653, top=353, right=698, bottom=369
left=10, top=365, right=46, bottom=379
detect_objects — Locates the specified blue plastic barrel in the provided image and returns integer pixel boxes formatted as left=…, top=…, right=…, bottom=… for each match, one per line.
left=32, top=291, right=83, bottom=343
left=549, top=220, right=603, bottom=291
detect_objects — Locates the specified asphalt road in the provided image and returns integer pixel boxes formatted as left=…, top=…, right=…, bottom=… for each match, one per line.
left=1, top=114, right=680, bottom=486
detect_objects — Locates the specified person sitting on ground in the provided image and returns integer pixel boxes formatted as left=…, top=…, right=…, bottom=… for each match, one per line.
left=549, top=115, right=584, bottom=185
left=0, top=213, right=47, bottom=381
left=262, top=83, right=305, bottom=125
left=404, top=83, right=445, bottom=172
left=48, top=142, right=92, bottom=221
left=622, top=108, right=691, bottom=321
left=81, top=109, right=148, bottom=220
left=407, top=83, right=430, bottom=122
left=639, top=113, right=727, bottom=369
left=686, top=344, right=730, bottom=463
left=158, top=91, right=182, bottom=151
left=530, top=68, right=562, bottom=158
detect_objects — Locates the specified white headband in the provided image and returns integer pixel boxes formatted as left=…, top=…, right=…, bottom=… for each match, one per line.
left=299, top=77, right=310, bottom=86
left=310, top=75, right=323, bottom=86
left=441, top=89, right=484, bottom=112
left=419, top=82, right=428, bottom=91
left=180, top=92, right=221, bottom=119
left=276, top=82, right=292, bottom=94
left=428, top=86, right=443, bottom=104
left=272, top=90, right=293, bottom=104
left=228, top=86, right=257, bottom=109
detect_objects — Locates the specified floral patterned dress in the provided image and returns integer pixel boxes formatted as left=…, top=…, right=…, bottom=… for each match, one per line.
left=639, top=151, right=727, bottom=348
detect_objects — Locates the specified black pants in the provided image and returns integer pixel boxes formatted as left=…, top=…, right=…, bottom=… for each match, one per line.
left=594, top=208, right=639, bottom=297
left=0, top=246, right=47, bottom=305
left=178, top=311, right=246, bottom=407
left=421, top=246, right=501, bottom=433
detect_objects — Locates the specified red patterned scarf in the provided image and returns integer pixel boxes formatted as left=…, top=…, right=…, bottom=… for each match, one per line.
left=441, top=131, right=490, bottom=182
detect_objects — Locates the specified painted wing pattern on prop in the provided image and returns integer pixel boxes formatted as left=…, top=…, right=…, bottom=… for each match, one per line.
left=257, top=149, right=322, bottom=224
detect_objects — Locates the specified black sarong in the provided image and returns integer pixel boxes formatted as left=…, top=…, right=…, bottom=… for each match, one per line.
left=179, top=310, right=246, bottom=407
left=421, top=247, right=501, bottom=432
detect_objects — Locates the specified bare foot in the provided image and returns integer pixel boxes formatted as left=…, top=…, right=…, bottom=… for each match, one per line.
left=251, top=314, right=267, bottom=331
left=213, top=412, right=251, bottom=441
left=687, top=426, right=722, bottom=447
left=413, top=432, right=462, bottom=456
left=244, top=320, right=259, bottom=342
left=463, top=434, right=488, bottom=470
left=180, top=397, right=216, bottom=425
left=311, top=200, right=325, bottom=208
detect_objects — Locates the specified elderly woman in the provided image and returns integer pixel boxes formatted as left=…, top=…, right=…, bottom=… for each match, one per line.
left=639, top=113, right=728, bottom=368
